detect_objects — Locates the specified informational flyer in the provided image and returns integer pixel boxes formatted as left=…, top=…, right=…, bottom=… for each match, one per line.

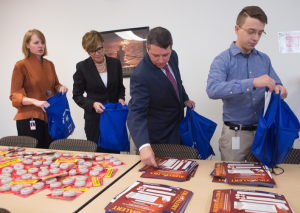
left=278, top=31, right=300, bottom=53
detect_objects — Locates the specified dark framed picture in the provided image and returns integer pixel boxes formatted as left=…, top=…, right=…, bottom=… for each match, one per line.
left=101, top=27, right=149, bottom=77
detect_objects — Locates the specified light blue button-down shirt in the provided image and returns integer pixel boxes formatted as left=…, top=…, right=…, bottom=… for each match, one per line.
left=206, top=42, right=282, bottom=125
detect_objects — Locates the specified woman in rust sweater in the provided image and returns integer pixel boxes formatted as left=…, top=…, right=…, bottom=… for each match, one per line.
left=10, top=29, right=68, bottom=148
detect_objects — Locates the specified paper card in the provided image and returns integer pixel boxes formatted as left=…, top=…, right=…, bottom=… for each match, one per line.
left=278, top=31, right=300, bottom=53
left=232, top=137, right=240, bottom=150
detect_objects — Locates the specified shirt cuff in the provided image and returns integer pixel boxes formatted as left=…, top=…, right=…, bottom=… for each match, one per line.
left=139, top=143, right=150, bottom=152
left=241, top=78, right=254, bottom=92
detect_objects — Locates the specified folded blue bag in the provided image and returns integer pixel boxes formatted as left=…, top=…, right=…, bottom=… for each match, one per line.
left=179, top=106, right=216, bottom=159
left=45, top=92, right=75, bottom=140
left=251, top=92, right=300, bottom=167
left=98, top=103, right=130, bottom=152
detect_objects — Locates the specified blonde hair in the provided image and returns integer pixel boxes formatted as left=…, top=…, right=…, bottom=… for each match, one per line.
left=82, top=30, right=104, bottom=52
left=22, top=29, right=48, bottom=58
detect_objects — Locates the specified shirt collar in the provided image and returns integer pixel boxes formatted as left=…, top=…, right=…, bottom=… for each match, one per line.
left=230, top=41, right=258, bottom=56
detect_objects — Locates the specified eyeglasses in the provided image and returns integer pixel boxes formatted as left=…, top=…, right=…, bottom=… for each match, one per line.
left=239, top=26, right=266, bottom=37
left=89, top=47, right=104, bottom=55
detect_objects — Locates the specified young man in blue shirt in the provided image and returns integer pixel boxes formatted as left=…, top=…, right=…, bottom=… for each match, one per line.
left=206, top=6, right=288, bottom=161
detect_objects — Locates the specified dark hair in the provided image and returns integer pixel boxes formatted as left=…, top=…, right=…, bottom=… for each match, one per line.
left=236, top=6, right=268, bottom=26
left=146, top=27, right=173, bottom=50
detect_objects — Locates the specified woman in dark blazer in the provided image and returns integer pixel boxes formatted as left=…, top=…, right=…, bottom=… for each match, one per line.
left=73, top=30, right=126, bottom=153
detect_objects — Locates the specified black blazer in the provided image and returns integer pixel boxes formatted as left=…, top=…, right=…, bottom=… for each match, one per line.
left=127, top=50, right=189, bottom=149
left=73, top=55, right=125, bottom=120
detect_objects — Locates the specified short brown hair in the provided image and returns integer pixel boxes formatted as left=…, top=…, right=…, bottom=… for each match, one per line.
left=22, top=29, right=48, bottom=58
left=147, top=27, right=173, bottom=50
left=82, top=30, right=104, bottom=52
left=236, top=6, right=268, bottom=27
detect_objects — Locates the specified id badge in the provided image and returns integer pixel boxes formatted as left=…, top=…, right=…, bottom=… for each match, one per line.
left=30, top=120, right=36, bottom=130
left=232, top=137, right=240, bottom=150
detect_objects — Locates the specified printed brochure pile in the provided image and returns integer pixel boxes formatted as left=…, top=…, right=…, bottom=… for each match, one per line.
left=105, top=181, right=193, bottom=213
left=209, top=189, right=294, bottom=213
left=139, top=157, right=198, bottom=182
left=212, top=162, right=276, bottom=188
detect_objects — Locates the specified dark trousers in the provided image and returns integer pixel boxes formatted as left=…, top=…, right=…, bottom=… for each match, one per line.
left=16, top=118, right=53, bottom=149
left=84, top=119, right=120, bottom=154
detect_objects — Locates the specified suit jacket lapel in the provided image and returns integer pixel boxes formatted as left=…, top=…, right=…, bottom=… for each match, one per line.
left=105, top=55, right=113, bottom=90
left=145, top=53, right=180, bottom=102
left=87, top=57, right=107, bottom=90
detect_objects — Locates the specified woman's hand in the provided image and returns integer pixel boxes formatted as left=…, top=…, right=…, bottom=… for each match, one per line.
left=93, top=102, right=105, bottom=113
left=58, top=86, right=68, bottom=94
left=118, top=99, right=126, bottom=106
left=32, top=100, right=50, bottom=112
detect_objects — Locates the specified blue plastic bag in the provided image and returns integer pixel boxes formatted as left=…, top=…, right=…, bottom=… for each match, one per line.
left=179, top=107, right=217, bottom=159
left=98, top=103, right=130, bottom=152
left=45, top=92, right=75, bottom=140
left=251, top=92, right=300, bottom=167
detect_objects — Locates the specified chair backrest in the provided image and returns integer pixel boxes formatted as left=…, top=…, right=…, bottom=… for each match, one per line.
left=137, top=144, right=199, bottom=160
left=282, top=148, right=300, bottom=164
left=245, top=148, right=300, bottom=164
left=244, top=150, right=260, bottom=163
left=0, top=208, right=11, bottom=213
left=0, top=136, right=38, bottom=148
left=49, top=139, right=97, bottom=152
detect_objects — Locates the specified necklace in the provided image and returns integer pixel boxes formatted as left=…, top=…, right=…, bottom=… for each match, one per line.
left=95, top=57, right=106, bottom=73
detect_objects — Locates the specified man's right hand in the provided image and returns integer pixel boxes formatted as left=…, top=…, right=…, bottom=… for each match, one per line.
left=140, top=146, right=158, bottom=167
left=93, top=102, right=105, bottom=113
left=253, top=74, right=276, bottom=92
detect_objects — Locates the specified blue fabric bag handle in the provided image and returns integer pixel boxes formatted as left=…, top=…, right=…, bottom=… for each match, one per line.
left=179, top=107, right=193, bottom=147
left=45, top=92, right=75, bottom=140
left=98, top=103, right=130, bottom=152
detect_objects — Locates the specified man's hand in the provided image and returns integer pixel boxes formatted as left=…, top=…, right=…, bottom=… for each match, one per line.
left=253, top=75, right=276, bottom=92
left=118, top=99, right=126, bottom=106
left=184, top=100, right=196, bottom=110
left=93, top=102, right=105, bottom=113
left=274, top=85, right=288, bottom=99
left=140, top=146, right=158, bottom=167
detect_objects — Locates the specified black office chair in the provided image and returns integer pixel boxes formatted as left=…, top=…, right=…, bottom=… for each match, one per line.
left=244, top=150, right=260, bottom=163
left=0, top=208, right=11, bottom=213
left=0, top=136, right=38, bottom=148
left=282, top=148, right=300, bottom=164
left=49, top=139, right=97, bottom=152
left=136, top=144, right=199, bottom=160
left=245, top=148, right=300, bottom=164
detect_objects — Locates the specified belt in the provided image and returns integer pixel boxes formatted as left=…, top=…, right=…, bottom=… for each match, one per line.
left=224, top=122, right=257, bottom=131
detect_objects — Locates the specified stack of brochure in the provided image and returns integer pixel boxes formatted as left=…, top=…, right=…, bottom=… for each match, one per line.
left=212, top=162, right=276, bottom=187
left=138, top=157, right=198, bottom=182
left=105, top=181, right=193, bottom=213
left=209, top=189, right=294, bottom=213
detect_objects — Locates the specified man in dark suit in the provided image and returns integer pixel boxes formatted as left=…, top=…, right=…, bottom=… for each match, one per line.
left=127, top=27, right=195, bottom=167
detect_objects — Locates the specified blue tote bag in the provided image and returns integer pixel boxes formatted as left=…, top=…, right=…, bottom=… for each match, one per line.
left=98, top=103, right=130, bottom=152
left=179, top=107, right=217, bottom=159
left=251, top=92, right=300, bottom=167
left=45, top=92, right=75, bottom=140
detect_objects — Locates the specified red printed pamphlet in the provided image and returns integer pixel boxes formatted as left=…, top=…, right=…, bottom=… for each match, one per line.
left=209, top=189, right=294, bottom=213
left=105, top=181, right=193, bottom=213
left=212, top=162, right=276, bottom=188
left=139, top=157, right=198, bottom=182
